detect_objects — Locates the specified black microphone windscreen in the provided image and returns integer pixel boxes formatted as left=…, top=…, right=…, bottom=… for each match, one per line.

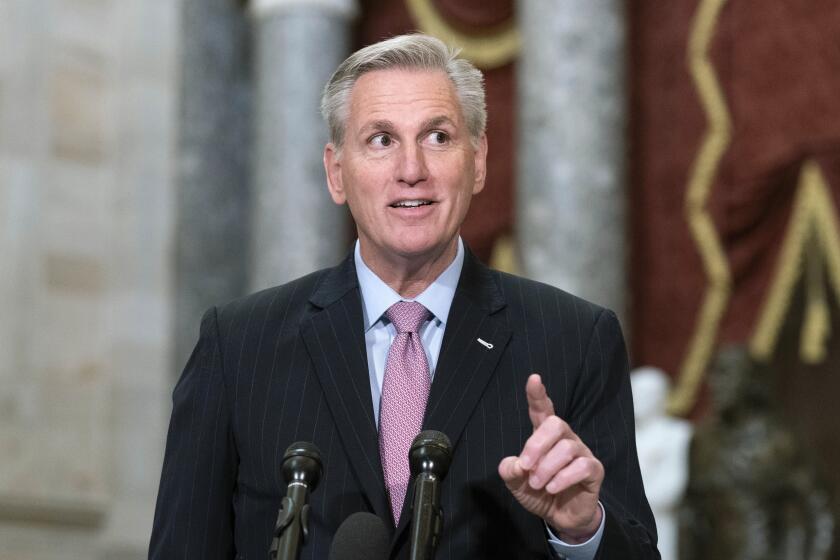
left=409, top=430, right=453, bottom=477
left=410, top=430, right=451, bottom=452
left=328, top=512, right=389, bottom=560
left=281, top=441, right=323, bottom=490
left=283, top=441, right=322, bottom=464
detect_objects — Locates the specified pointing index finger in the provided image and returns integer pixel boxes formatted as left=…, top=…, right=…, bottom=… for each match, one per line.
left=526, top=374, right=555, bottom=430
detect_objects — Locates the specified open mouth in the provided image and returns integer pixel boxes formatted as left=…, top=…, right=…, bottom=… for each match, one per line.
left=389, top=200, right=435, bottom=208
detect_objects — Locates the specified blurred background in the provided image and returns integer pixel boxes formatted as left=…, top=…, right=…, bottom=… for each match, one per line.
left=1, top=0, right=838, bottom=558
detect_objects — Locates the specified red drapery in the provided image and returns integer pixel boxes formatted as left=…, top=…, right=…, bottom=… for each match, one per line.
left=630, top=0, right=840, bottom=415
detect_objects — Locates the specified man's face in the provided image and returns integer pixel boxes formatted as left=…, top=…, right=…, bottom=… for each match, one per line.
left=324, top=68, right=487, bottom=267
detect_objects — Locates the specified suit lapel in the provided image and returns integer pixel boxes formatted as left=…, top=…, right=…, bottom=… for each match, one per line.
left=393, top=249, right=513, bottom=537
left=300, top=255, right=392, bottom=525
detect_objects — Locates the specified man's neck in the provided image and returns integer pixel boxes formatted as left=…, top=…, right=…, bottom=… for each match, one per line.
left=359, top=239, right=459, bottom=299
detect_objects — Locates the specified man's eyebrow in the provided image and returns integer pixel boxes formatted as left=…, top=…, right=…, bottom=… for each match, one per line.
left=360, top=119, right=395, bottom=134
left=422, top=116, right=456, bottom=130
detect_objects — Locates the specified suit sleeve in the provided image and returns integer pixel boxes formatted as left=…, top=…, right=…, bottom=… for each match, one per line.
left=567, top=309, right=660, bottom=560
left=149, top=307, right=238, bottom=559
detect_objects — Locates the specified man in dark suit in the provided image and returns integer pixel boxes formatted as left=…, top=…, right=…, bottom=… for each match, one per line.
left=150, top=34, right=659, bottom=559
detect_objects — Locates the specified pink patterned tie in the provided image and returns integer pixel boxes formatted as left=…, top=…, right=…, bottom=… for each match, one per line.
left=379, top=301, right=431, bottom=525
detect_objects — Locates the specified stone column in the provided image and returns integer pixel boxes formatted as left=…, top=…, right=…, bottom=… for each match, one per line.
left=516, top=1, right=627, bottom=319
left=249, top=0, right=356, bottom=290
left=174, top=0, right=253, bottom=369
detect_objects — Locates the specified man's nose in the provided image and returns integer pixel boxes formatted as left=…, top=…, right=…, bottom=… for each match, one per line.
left=397, top=143, right=428, bottom=186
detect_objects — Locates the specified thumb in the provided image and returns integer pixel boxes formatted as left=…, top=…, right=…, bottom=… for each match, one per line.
left=498, top=455, right=528, bottom=487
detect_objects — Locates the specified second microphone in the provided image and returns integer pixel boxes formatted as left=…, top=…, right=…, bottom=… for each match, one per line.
left=408, top=430, right=452, bottom=560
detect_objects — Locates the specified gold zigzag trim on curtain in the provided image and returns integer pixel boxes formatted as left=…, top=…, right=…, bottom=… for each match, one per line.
left=406, top=0, right=520, bottom=69
left=668, top=0, right=732, bottom=415
left=750, top=161, right=840, bottom=364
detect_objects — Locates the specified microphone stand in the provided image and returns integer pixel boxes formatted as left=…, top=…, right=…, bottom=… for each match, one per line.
left=409, top=471, right=444, bottom=560
left=408, top=431, right=452, bottom=560
left=269, top=442, right=322, bottom=560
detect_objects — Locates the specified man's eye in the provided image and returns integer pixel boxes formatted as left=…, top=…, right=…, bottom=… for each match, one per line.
left=427, top=131, right=449, bottom=145
left=370, top=133, right=392, bottom=147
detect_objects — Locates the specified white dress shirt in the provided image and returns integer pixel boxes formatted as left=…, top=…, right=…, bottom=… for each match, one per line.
left=353, top=238, right=604, bottom=559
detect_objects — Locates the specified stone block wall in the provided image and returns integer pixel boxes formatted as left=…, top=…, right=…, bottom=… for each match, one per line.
left=0, top=0, right=179, bottom=558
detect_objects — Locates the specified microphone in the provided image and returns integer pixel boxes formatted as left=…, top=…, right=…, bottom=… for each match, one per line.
left=328, top=512, right=390, bottom=560
left=269, top=442, right=323, bottom=560
left=408, top=430, right=453, bottom=560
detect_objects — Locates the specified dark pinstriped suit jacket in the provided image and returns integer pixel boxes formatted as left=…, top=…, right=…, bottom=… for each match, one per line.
left=149, top=249, right=659, bottom=559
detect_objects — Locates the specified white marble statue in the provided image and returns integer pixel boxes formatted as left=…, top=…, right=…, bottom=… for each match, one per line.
left=631, top=367, right=693, bottom=560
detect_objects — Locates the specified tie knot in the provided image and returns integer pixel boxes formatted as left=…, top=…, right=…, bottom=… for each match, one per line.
left=386, top=301, right=430, bottom=334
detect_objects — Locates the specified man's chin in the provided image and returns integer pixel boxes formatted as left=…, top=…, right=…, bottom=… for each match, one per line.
left=397, top=234, right=459, bottom=256
left=390, top=244, right=442, bottom=262
left=372, top=238, right=455, bottom=265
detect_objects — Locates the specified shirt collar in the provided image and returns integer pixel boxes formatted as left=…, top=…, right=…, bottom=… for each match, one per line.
left=355, top=238, right=464, bottom=332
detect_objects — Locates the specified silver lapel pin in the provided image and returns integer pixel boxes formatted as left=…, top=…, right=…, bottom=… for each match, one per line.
left=477, top=338, right=494, bottom=350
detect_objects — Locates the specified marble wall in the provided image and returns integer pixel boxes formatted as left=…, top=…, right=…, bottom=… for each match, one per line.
left=0, top=0, right=179, bottom=558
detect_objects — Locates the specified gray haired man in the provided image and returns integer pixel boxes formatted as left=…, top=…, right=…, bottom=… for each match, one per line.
left=150, top=34, right=659, bottom=559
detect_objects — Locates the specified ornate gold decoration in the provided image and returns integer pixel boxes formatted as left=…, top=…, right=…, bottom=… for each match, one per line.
left=668, top=0, right=732, bottom=415
left=750, top=161, right=840, bottom=364
left=801, top=231, right=830, bottom=363
left=406, top=0, right=520, bottom=69
left=489, top=234, right=520, bottom=275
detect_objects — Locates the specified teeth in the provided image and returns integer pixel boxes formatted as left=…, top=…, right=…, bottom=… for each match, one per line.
left=392, top=200, right=431, bottom=208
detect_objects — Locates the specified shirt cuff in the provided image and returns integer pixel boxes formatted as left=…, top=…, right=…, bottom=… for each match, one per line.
left=545, top=502, right=606, bottom=560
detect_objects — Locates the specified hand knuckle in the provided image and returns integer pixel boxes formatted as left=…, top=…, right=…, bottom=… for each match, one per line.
left=546, top=415, right=563, bottom=430
left=558, top=439, right=575, bottom=455
left=582, top=457, right=603, bottom=477
left=528, top=433, right=546, bottom=449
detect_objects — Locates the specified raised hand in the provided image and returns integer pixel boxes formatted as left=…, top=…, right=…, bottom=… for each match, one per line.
left=498, top=374, right=604, bottom=543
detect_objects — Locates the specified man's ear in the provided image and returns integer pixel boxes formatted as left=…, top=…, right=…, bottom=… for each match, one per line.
left=472, top=134, right=488, bottom=195
left=324, top=143, right=346, bottom=205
